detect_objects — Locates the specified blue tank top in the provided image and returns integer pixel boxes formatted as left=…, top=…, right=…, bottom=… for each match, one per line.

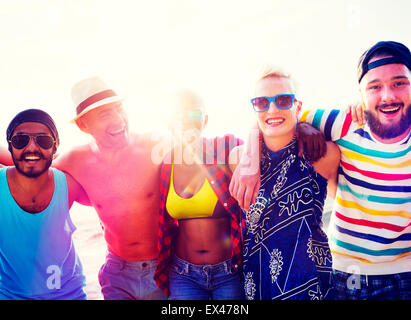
left=0, top=167, right=86, bottom=300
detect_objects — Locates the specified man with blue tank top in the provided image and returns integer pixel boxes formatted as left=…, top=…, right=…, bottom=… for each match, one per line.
left=0, top=109, right=90, bottom=300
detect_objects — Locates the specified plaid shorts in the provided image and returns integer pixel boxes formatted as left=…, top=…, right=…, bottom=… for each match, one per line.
left=333, top=270, right=411, bottom=300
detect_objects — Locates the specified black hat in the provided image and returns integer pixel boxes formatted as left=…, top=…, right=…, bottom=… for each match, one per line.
left=357, top=41, right=411, bottom=83
left=6, top=109, right=60, bottom=149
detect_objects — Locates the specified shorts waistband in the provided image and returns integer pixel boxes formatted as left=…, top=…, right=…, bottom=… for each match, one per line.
left=333, top=269, right=411, bottom=287
left=172, top=255, right=236, bottom=274
left=106, top=252, right=158, bottom=270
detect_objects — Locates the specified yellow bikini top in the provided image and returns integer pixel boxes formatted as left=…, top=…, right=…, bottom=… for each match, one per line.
left=166, top=162, right=219, bottom=220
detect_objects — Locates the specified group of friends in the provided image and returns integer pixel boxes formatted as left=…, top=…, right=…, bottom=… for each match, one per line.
left=0, top=40, right=409, bottom=300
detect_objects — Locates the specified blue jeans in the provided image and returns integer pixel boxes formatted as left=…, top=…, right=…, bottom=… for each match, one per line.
left=98, top=252, right=167, bottom=300
left=333, top=270, right=411, bottom=300
left=168, top=255, right=244, bottom=300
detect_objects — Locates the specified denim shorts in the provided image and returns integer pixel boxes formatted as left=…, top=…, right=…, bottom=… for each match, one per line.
left=98, top=252, right=167, bottom=300
left=333, top=269, right=411, bottom=300
left=168, top=255, right=244, bottom=300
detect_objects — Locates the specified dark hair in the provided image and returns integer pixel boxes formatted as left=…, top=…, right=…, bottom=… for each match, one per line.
left=6, top=109, right=59, bottom=151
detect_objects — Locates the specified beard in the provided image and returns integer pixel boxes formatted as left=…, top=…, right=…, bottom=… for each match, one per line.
left=12, top=151, right=53, bottom=178
left=365, top=104, right=411, bottom=140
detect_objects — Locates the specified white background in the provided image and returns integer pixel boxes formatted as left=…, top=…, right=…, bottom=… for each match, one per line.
left=0, top=0, right=409, bottom=153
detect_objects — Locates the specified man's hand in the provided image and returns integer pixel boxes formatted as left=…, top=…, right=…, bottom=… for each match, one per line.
left=296, top=122, right=326, bottom=162
left=346, top=103, right=366, bottom=126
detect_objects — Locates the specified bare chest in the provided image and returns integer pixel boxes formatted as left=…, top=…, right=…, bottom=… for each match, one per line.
left=9, top=184, right=54, bottom=213
left=75, top=154, right=161, bottom=211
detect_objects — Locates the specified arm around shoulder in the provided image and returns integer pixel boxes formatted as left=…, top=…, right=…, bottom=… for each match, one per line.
left=52, top=144, right=90, bottom=177
left=53, top=148, right=75, bottom=172
left=0, top=145, right=13, bottom=166
left=312, top=141, right=340, bottom=198
left=228, top=145, right=244, bottom=173
left=65, top=172, right=91, bottom=208
left=228, top=145, right=261, bottom=211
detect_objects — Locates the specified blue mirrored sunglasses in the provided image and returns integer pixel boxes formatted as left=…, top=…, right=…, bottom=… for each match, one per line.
left=251, top=94, right=295, bottom=112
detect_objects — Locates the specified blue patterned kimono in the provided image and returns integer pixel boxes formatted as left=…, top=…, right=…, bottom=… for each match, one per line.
left=242, top=137, right=334, bottom=300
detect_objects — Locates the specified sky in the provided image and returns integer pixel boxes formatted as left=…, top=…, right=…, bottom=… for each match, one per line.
left=0, top=0, right=410, bottom=153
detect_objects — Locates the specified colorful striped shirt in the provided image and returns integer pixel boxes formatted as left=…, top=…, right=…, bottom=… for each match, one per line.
left=300, top=109, right=411, bottom=275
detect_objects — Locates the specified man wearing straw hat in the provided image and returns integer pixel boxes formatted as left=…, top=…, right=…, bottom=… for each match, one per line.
left=0, top=78, right=258, bottom=300
left=52, top=77, right=167, bottom=300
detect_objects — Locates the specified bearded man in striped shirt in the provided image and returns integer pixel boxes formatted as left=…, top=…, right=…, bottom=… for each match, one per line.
left=299, top=41, right=411, bottom=300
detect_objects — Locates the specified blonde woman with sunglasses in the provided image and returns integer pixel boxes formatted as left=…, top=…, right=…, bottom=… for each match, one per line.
left=234, top=68, right=340, bottom=300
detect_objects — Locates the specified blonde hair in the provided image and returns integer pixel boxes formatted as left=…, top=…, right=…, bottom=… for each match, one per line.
left=255, top=65, right=298, bottom=96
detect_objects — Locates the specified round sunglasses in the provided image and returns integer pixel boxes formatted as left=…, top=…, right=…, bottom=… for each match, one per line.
left=9, top=134, right=55, bottom=150
left=251, top=94, right=295, bottom=112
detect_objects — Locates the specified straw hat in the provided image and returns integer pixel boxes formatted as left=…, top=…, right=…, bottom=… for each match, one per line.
left=71, top=76, right=123, bottom=122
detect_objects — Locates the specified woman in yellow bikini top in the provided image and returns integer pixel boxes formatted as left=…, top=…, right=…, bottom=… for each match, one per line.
left=157, top=89, right=244, bottom=300
left=166, top=160, right=219, bottom=220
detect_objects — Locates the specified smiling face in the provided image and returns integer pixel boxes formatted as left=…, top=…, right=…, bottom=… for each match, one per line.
left=77, top=102, right=129, bottom=149
left=10, top=122, right=55, bottom=178
left=360, top=56, right=411, bottom=142
left=254, top=76, right=301, bottom=149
